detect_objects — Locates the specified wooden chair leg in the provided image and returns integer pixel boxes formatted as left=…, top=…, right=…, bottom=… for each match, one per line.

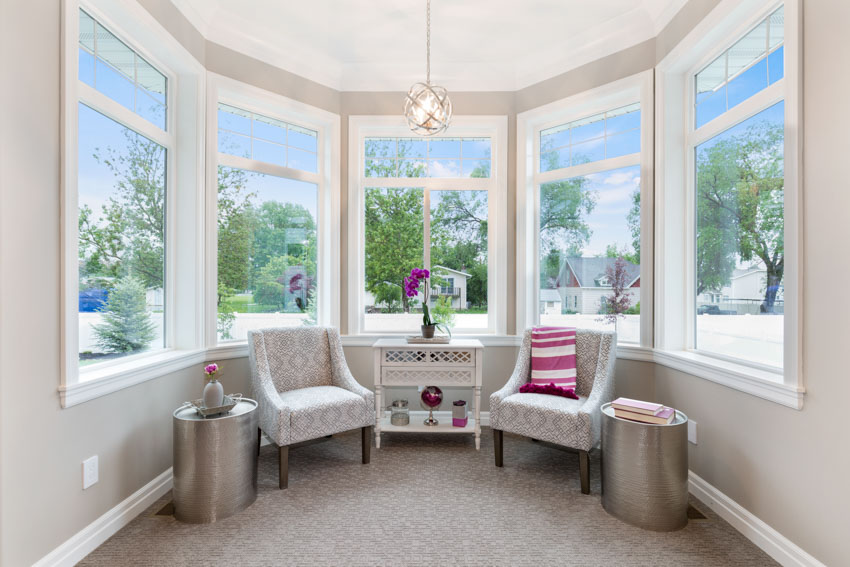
left=278, top=445, right=289, bottom=490
left=494, top=429, right=503, bottom=467
left=579, top=450, right=590, bottom=494
left=362, top=426, right=372, bottom=464
left=257, top=428, right=262, bottom=457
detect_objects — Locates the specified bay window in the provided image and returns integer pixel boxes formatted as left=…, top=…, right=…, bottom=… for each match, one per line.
left=348, top=117, right=507, bottom=336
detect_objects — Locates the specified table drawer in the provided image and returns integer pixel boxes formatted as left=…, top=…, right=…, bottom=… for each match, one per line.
left=381, top=366, right=475, bottom=387
left=382, top=348, right=475, bottom=367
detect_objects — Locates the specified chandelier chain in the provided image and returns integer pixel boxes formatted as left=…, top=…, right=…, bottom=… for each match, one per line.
left=426, top=0, right=431, bottom=85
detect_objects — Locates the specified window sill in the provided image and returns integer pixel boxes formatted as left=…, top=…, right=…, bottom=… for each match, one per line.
left=652, top=349, right=805, bottom=410
left=340, top=334, right=522, bottom=347
left=60, top=349, right=207, bottom=408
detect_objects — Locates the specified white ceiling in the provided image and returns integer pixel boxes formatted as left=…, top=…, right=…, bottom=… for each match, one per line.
left=171, top=0, right=686, bottom=91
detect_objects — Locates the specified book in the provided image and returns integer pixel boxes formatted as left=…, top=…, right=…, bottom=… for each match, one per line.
left=611, top=397, right=665, bottom=416
left=614, top=407, right=676, bottom=424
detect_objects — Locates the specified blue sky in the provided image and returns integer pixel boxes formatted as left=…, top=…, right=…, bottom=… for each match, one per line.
left=580, top=165, right=640, bottom=257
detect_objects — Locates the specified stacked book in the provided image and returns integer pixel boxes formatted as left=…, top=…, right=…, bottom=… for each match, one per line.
left=611, top=397, right=675, bottom=424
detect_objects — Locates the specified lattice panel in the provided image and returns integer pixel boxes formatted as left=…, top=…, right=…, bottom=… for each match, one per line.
left=384, top=350, right=427, bottom=364
left=382, top=369, right=475, bottom=386
left=429, top=350, right=473, bottom=365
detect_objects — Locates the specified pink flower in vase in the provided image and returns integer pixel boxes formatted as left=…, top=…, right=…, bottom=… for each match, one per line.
left=204, top=363, right=219, bottom=380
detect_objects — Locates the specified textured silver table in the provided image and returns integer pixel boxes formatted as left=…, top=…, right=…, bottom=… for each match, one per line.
left=601, top=402, right=689, bottom=531
left=173, top=398, right=258, bottom=523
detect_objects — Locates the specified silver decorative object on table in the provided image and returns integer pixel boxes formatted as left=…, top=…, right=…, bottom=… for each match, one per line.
left=390, top=399, right=410, bottom=426
left=601, top=402, right=689, bottom=531
left=172, top=398, right=258, bottom=523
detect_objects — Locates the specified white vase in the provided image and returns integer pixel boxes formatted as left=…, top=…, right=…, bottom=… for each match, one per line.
left=203, top=379, right=224, bottom=408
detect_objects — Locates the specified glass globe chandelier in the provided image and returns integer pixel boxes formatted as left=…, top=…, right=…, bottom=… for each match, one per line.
left=404, top=0, right=452, bottom=136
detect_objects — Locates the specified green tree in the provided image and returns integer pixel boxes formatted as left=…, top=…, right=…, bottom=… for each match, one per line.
left=252, top=201, right=317, bottom=276
left=627, top=187, right=641, bottom=264
left=92, top=275, right=156, bottom=353
left=217, top=166, right=256, bottom=305
left=697, top=121, right=784, bottom=310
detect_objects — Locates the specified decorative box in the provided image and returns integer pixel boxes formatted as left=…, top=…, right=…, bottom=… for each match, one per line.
left=452, top=400, right=468, bottom=427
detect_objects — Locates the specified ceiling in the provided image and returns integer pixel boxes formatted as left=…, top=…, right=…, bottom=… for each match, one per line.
left=171, top=0, right=686, bottom=92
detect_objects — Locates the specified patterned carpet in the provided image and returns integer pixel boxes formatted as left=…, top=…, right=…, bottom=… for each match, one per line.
left=80, top=429, right=777, bottom=566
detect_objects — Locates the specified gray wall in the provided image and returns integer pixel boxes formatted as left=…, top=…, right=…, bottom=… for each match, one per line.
left=2, top=0, right=843, bottom=565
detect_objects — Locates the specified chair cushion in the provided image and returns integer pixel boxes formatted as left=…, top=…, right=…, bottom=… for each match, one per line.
left=279, top=386, right=372, bottom=444
left=257, top=327, right=334, bottom=392
left=496, top=392, right=593, bottom=451
left=530, top=326, right=577, bottom=393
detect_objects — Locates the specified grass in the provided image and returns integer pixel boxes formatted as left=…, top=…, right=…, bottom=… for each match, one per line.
left=222, top=294, right=280, bottom=314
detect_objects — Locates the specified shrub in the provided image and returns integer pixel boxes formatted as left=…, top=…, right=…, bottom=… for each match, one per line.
left=92, top=275, right=156, bottom=353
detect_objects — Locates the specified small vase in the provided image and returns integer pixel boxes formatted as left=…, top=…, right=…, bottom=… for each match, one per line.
left=203, top=379, right=224, bottom=408
left=421, top=324, right=436, bottom=338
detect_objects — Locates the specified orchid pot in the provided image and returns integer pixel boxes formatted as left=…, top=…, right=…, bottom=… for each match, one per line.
left=404, top=268, right=452, bottom=339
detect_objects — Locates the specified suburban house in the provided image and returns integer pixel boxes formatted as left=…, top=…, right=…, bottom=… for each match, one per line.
left=697, top=264, right=785, bottom=314
left=550, top=257, right=640, bottom=315
left=429, top=265, right=470, bottom=310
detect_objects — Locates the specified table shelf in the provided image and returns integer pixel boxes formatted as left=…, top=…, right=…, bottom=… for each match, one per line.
left=380, top=411, right=475, bottom=434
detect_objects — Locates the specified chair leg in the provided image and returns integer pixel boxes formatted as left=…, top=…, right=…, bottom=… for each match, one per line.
left=494, top=429, right=503, bottom=467
left=257, top=428, right=262, bottom=457
left=278, top=445, right=289, bottom=490
left=579, top=450, right=590, bottom=494
left=362, top=426, right=372, bottom=464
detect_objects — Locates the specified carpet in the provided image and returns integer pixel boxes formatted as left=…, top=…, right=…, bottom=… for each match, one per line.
left=80, top=428, right=777, bottom=566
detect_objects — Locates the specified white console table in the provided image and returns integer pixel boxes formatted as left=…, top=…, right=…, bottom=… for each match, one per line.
left=373, top=339, right=484, bottom=449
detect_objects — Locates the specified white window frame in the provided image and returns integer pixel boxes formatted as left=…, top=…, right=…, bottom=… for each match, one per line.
left=516, top=71, right=655, bottom=357
left=60, top=0, right=206, bottom=407
left=347, top=116, right=508, bottom=337
left=656, top=0, right=803, bottom=408
left=205, top=73, right=341, bottom=347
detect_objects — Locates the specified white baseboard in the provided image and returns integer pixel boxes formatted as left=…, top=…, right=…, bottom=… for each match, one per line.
left=34, top=468, right=173, bottom=567
left=688, top=471, right=825, bottom=567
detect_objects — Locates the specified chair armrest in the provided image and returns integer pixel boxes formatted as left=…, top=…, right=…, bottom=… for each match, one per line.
left=489, top=329, right=533, bottom=429
left=248, top=331, right=291, bottom=445
left=328, top=329, right=375, bottom=411
left=577, top=332, right=617, bottom=443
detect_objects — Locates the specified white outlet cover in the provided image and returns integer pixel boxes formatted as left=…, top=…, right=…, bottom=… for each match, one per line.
left=687, top=420, right=698, bottom=444
left=83, top=455, right=98, bottom=489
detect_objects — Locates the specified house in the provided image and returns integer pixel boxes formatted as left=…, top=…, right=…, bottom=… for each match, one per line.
left=539, top=288, right=562, bottom=314
left=429, top=265, right=470, bottom=310
left=550, top=257, right=640, bottom=315
left=696, top=264, right=785, bottom=314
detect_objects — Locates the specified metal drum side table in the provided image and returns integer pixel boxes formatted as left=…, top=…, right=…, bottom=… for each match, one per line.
left=173, top=398, right=258, bottom=523
left=601, top=402, right=688, bottom=531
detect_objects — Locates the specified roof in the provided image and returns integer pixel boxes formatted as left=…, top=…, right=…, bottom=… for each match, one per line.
left=539, top=289, right=561, bottom=302
left=561, top=257, right=640, bottom=288
left=432, top=265, right=471, bottom=278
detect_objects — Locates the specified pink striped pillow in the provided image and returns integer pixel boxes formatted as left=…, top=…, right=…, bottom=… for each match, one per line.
left=528, top=326, right=577, bottom=394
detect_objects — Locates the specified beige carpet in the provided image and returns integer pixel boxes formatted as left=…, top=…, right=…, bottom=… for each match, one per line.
left=80, top=429, right=776, bottom=566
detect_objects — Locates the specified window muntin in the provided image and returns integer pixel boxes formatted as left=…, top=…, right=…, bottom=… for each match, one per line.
left=695, top=6, right=784, bottom=128
left=364, top=137, right=491, bottom=178
left=216, top=167, right=318, bottom=341
left=78, top=9, right=167, bottom=130
left=539, top=104, right=640, bottom=172
left=217, top=103, right=318, bottom=173
left=538, top=165, right=641, bottom=343
left=694, top=102, right=784, bottom=368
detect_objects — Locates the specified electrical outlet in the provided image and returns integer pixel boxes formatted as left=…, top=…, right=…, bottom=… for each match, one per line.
left=83, top=455, right=98, bottom=489
left=688, top=420, right=698, bottom=444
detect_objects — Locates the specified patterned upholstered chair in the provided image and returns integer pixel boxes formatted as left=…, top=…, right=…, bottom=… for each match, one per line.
left=248, top=327, right=375, bottom=489
left=489, top=329, right=616, bottom=494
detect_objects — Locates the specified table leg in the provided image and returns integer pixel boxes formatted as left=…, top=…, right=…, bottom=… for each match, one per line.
left=474, top=385, right=482, bottom=450
left=375, top=384, right=382, bottom=449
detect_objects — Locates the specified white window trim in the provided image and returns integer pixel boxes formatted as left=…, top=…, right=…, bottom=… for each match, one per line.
left=516, top=70, right=655, bottom=348
left=347, top=115, right=508, bottom=336
left=656, top=0, right=803, bottom=409
left=60, top=0, right=206, bottom=407
left=206, top=73, right=341, bottom=345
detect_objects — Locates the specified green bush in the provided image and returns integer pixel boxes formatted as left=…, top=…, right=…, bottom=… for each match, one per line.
left=625, top=301, right=641, bottom=315
left=431, top=296, right=456, bottom=329
left=92, top=275, right=156, bottom=353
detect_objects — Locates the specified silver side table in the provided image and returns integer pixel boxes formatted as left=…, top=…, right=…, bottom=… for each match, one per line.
left=601, top=402, right=689, bottom=531
left=173, top=398, right=258, bottom=523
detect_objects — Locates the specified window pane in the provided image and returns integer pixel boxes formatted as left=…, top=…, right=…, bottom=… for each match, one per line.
left=463, top=159, right=491, bottom=178
left=365, top=159, right=396, bottom=177
left=540, top=148, right=569, bottom=173
left=538, top=165, right=641, bottom=343
left=398, top=159, right=426, bottom=178
left=365, top=138, right=395, bottom=158
left=727, top=57, right=768, bottom=111
left=431, top=190, right=489, bottom=331
left=768, top=46, right=784, bottom=84
left=769, top=6, right=785, bottom=49
left=428, top=139, right=461, bottom=159
left=287, top=147, right=318, bottom=173
left=571, top=138, right=605, bottom=165
left=695, top=102, right=784, bottom=368
left=605, top=130, right=640, bottom=159
left=217, top=167, right=319, bottom=341
left=218, top=104, right=252, bottom=135
left=571, top=118, right=605, bottom=145
left=696, top=86, right=727, bottom=129
left=218, top=130, right=251, bottom=158
left=80, top=10, right=168, bottom=130
left=288, top=125, right=318, bottom=153
left=252, top=139, right=287, bottom=168
left=364, top=137, right=486, bottom=178
left=363, top=188, right=424, bottom=333
left=253, top=116, right=286, bottom=144
left=540, top=126, right=570, bottom=153
left=606, top=109, right=641, bottom=134
left=428, top=159, right=461, bottom=177
left=462, top=138, right=491, bottom=159
left=77, top=103, right=166, bottom=366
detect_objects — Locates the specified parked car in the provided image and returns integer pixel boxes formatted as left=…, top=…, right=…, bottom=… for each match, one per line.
left=697, top=304, right=735, bottom=315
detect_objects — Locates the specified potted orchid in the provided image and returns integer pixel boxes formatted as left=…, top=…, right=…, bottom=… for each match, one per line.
left=202, top=362, right=224, bottom=408
left=404, top=268, right=452, bottom=339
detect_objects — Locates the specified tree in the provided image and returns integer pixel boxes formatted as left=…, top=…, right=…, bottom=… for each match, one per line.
left=252, top=200, right=317, bottom=277
left=599, top=257, right=633, bottom=324
left=627, top=187, right=641, bottom=264
left=252, top=255, right=315, bottom=311
left=696, top=121, right=784, bottom=310
left=92, top=275, right=156, bottom=353
left=217, top=166, right=256, bottom=305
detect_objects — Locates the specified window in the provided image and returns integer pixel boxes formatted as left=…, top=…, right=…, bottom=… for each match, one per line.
left=656, top=0, right=801, bottom=407
left=75, top=9, right=170, bottom=369
left=349, top=117, right=507, bottom=336
left=517, top=73, right=652, bottom=347
left=211, top=79, right=339, bottom=343
left=692, top=6, right=786, bottom=369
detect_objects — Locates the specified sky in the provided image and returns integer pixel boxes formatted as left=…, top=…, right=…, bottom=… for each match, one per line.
left=577, top=165, right=640, bottom=257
